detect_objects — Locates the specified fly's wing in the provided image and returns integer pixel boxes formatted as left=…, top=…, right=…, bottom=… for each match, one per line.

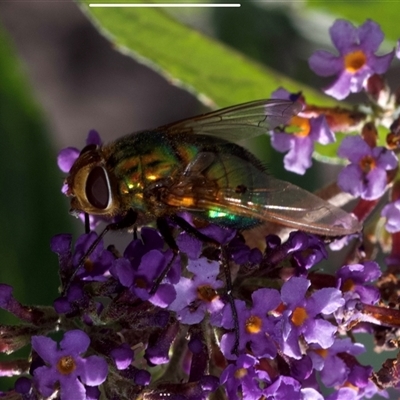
left=224, top=177, right=362, bottom=236
left=163, top=152, right=361, bottom=237
left=160, top=99, right=302, bottom=141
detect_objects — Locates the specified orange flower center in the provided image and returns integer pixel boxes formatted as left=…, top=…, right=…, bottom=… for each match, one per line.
left=234, top=368, right=247, bottom=379
left=84, top=259, right=94, bottom=273
left=314, top=348, right=329, bottom=358
left=245, top=315, right=263, bottom=334
left=290, top=116, right=311, bottom=137
left=359, top=155, right=376, bottom=173
left=197, top=285, right=218, bottom=302
left=291, top=307, right=308, bottom=327
left=57, top=355, right=76, bottom=375
left=344, top=381, right=359, bottom=391
left=344, top=50, right=367, bottom=73
left=342, top=278, right=356, bottom=292
left=134, top=277, right=147, bottom=289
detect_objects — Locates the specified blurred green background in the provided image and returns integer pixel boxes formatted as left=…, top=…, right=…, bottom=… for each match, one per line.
left=0, top=0, right=399, bottom=393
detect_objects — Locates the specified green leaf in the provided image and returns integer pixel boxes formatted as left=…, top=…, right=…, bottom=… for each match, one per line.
left=0, top=27, right=73, bottom=308
left=80, top=0, right=350, bottom=164
left=305, top=0, right=400, bottom=43
left=80, top=0, right=332, bottom=108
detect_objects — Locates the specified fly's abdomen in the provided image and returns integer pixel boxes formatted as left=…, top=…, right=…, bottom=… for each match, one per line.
left=199, top=151, right=268, bottom=229
left=155, top=138, right=272, bottom=230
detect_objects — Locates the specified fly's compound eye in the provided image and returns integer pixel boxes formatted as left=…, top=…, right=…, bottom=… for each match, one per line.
left=85, top=166, right=111, bottom=210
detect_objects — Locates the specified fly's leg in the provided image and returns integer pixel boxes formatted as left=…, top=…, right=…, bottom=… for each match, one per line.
left=62, top=209, right=138, bottom=295
left=168, top=215, right=239, bottom=355
left=150, top=215, right=220, bottom=295
left=84, top=213, right=90, bottom=234
left=171, top=215, right=220, bottom=244
left=149, top=217, right=180, bottom=295
left=221, top=246, right=240, bottom=356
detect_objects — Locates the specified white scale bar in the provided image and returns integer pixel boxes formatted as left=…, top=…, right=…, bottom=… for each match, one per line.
left=89, top=3, right=241, bottom=7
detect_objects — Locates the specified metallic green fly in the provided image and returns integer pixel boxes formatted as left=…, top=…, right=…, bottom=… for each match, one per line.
left=65, top=99, right=361, bottom=239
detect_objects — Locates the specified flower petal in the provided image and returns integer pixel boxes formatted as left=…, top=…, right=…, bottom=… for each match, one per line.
left=33, top=366, right=58, bottom=397
left=337, top=164, right=363, bottom=198
left=303, top=319, right=337, bottom=348
left=369, top=51, right=395, bottom=74
left=31, top=336, right=58, bottom=364
left=308, top=50, right=342, bottom=76
left=309, top=288, right=344, bottom=315
left=79, top=355, right=108, bottom=386
left=362, top=167, right=387, bottom=200
left=149, top=283, right=176, bottom=308
left=281, top=277, right=310, bottom=306
left=283, top=136, right=313, bottom=175
left=337, top=136, right=371, bottom=162
left=373, top=147, right=398, bottom=170
left=57, top=147, right=79, bottom=173
left=86, top=129, right=102, bottom=146
left=358, top=20, right=384, bottom=53
left=309, top=116, right=335, bottom=145
left=324, top=72, right=352, bottom=100
left=329, top=19, right=358, bottom=54
left=60, top=330, right=90, bottom=356
left=320, top=355, right=347, bottom=387
left=59, top=375, right=86, bottom=400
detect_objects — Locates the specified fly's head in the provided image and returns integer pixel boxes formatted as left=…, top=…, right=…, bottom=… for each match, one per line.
left=65, top=144, right=120, bottom=218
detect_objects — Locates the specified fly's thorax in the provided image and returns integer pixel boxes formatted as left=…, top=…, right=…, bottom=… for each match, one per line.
left=65, top=145, right=122, bottom=217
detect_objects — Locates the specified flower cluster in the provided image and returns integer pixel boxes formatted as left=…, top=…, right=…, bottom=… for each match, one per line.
left=2, top=17, right=400, bottom=400
left=0, top=225, right=390, bottom=400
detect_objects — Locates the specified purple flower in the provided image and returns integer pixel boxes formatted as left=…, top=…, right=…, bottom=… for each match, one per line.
left=309, top=19, right=394, bottom=100
left=53, top=284, right=86, bottom=315
left=176, top=231, right=203, bottom=260
left=263, top=232, right=327, bottom=274
left=86, top=386, right=101, bottom=400
left=263, top=376, right=301, bottom=400
left=279, top=277, right=344, bottom=359
left=336, top=261, right=381, bottom=305
left=72, top=232, right=114, bottom=282
left=112, top=228, right=181, bottom=307
left=199, top=223, right=236, bottom=245
left=301, top=388, right=324, bottom=400
left=0, top=284, right=47, bottom=325
left=220, top=354, right=269, bottom=400
left=58, top=147, right=80, bottom=174
left=382, top=200, right=400, bottom=233
left=58, top=130, right=107, bottom=229
left=168, top=258, right=224, bottom=324
left=219, top=288, right=281, bottom=360
left=337, top=135, right=397, bottom=200
left=57, top=130, right=102, bottom=174
left=284, top=231, right=328, bottom=273
left=113, top=249, right=178, bottom=307
left=123, top=227, right=165, bottom=269
left=227, top=237, right=262, bottom=265
left=110, top=343, right=134, bottom=370
left=31, top=330, right=108, bottom=400
left=14, top=377, right=32, bottom=395
left=308, top=338, right=365, bottom=387
left=0, top=284, right=20, bottom=315
left=270, top=88, right=335, bottom=175
left=57, top=129, right=102, bottom=176
left=327, top=384, right=387, bottom=400
left=145, top=320, right=180, bottom=366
